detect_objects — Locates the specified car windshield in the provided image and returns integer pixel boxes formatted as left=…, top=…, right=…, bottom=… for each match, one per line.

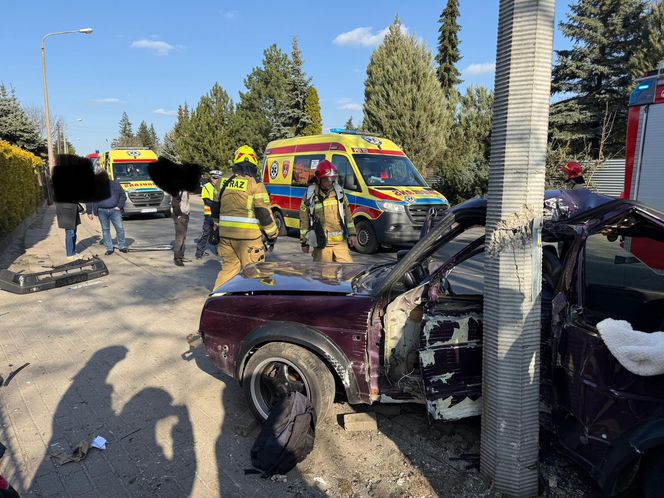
left=352, top=262, right=396, bottom=293
left=113, top=162, right=152, bottom=182
left=353, top=154, right=427, bottom=187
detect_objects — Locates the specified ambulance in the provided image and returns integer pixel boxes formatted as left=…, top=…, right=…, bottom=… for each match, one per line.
left=262, top=130, right=449, bottom=253
left=98, top=148, right=171, bottom=217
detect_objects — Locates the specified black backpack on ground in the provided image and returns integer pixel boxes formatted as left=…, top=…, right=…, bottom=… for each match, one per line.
left=250, top=392, right=316, bottom=476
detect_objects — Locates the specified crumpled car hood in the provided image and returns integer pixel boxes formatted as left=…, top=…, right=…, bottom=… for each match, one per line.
left=212, top=261, right=369, bottom=295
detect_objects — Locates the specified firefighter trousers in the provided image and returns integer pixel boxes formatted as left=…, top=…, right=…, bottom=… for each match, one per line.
left=312, top=243, right=353, bottom=263
left=214, top=237, right=265, bottom=290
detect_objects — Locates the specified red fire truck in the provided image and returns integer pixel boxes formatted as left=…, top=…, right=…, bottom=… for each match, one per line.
left=622, top=63, right=664, bottom=270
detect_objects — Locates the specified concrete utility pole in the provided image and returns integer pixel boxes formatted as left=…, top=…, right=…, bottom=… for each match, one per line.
left=480, top=0, right=556, bottom=496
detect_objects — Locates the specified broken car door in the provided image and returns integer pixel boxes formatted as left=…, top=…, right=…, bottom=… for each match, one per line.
left=420, top=235, right=485, bottom=421
left=554, top=208, right=664, bottom=475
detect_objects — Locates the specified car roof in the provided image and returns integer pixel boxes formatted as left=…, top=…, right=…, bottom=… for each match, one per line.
left=371, top=190, right=664, bottom=297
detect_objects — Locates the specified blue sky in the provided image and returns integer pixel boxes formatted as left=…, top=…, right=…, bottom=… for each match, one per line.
left=3, top=1, right=572, bottom=156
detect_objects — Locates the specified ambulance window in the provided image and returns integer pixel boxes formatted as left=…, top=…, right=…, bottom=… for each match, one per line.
left=292, top=154, right=325, bottom=187
left=332, top=155, right=359, bottom=191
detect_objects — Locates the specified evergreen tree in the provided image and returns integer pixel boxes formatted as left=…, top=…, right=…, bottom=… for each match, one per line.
left=632, top=0, right=664, bottom=78
left=344, top=116, right=357, bottom=131
left=551, top=0, right=648, bottom=156
left=112, top=112, right=140, bottom=147
left=0, top=84, right=46, bottom=156
left=178, top=83, right=234, bottom=171
left=436, top=0, right=463, bottom=97
left=160, top=129, right=180, bottom=162
left=363, top=17, right=452, bottom=175
left=438, top=86, right=493, bottom=203
left=273, top=37, right=312, bottom=139
left=172, top=104, right=191, bottom=163
left=230, top=45, right=291, bottom=157
left=148, top=124, right=160, bottom=150
left=136, top=121, right=152, bottom=147
left=302, top=86, right=322, bottom=136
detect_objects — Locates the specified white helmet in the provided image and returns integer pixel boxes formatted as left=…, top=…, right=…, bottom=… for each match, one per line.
left=209, top=170, right=222, bottom=178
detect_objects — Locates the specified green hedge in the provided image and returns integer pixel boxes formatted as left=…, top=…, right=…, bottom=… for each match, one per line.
left=0, top=140, right=44, bottom=234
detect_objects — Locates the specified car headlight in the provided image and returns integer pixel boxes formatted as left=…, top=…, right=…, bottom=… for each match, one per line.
left=379, top=201, right=406, bottom=213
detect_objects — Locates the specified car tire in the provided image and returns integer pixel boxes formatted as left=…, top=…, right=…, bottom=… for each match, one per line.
left=273, top=210, right=287, bottom=236
left=642, top=447, right=664, bottom=498
left=243, top=342, right=335, bottom=423
left=355, top=219, right=379, bottom=254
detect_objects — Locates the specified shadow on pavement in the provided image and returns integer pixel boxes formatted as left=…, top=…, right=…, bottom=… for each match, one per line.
left=0, top=204, right=55, bottom=270
left=187, top=345, right=324, bottom=497
left=31, top=346, right=196, bottom=497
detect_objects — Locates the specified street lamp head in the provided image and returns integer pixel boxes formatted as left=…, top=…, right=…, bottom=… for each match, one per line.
left=79, top=28, right=93, bottom=34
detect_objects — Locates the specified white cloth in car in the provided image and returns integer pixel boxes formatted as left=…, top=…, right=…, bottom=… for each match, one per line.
left=596, top=318, right=664, bottom=376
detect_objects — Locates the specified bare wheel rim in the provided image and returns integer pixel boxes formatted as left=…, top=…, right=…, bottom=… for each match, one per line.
left=357, top=227, right=370, bottom=246
left=250, top=357, right=310, bottom=419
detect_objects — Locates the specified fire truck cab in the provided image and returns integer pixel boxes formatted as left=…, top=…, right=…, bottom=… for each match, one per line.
left=622, top=62, right=664, bottom=272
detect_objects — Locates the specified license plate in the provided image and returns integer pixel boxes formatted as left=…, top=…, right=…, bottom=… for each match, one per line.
left=141, top=208, right=158, bottom=213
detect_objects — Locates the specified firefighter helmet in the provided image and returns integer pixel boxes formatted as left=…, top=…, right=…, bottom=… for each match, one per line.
left=209, top=169, right=222, bottom=178
left=314, top=160, right=338, bottom=181
left=562, top=161, right=583, bottom=180
left=233, top=145, right=258, bottom=167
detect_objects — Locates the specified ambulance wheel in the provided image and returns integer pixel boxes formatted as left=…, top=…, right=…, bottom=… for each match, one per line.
left=273, top=210, right=287, bottom=236
left=355, top=220, right=379, bottom=254
left=243, top=342, right=334, bottom=423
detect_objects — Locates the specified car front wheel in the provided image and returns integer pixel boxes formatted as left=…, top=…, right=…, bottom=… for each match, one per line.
left=242, top=342, right=335, bottom=423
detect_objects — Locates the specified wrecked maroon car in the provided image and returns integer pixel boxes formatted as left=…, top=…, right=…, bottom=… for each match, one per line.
left=199, top=189, right=664, bottom=496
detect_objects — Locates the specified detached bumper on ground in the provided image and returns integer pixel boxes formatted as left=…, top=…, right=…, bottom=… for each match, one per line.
left=0, top=257, right=109, bottom=294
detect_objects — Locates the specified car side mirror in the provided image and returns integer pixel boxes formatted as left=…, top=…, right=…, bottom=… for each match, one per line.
left=396, top=249, right=409, bottom=261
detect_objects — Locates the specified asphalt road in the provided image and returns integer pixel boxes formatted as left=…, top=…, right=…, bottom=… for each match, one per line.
left=120, top=195, right=398, bottom=271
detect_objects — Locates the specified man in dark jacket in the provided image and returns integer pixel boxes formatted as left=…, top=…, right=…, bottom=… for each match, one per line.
left=55, top=202, right=82, bottom=259
left=86, top=173, right=128, bottom=255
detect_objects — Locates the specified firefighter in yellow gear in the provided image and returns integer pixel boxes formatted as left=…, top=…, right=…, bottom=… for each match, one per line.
left=300, top=160, right=356, bottom=263
left=213, top=145, right=278, bottom=289
left=195, top=170, right=222, bottom=259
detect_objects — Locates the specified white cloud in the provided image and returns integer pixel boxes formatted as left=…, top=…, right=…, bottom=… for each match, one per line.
left=337, top=98, right=363, bottom=112
left=153, top=108, right=177, bottom=116
left=131, top=39, right=175, bottom=56
left=94, top=98, right=121, bottom=103
left=463, top=62, right=496, bottom=76
left=333, top=25, right=407, bottom=48
left=219, top=9, right=238, bottom=19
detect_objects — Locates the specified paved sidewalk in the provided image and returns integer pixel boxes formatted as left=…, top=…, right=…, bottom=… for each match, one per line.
left=0, top=201, right=320, bottom=497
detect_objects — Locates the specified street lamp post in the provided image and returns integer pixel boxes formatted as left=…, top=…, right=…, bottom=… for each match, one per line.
left=41, top=28, right=93, bottom=203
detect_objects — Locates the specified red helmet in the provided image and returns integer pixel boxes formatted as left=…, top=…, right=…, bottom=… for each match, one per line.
left=314, top=160, right=338, bottom=181
left=562, top=161, right=583, bottom=180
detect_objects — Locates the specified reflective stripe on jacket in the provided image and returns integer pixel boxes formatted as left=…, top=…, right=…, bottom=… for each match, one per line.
left=215, top=175, right=278, bottom=240
left=300, top=184, right=355, bottom=246
left=201, top=182, right=215, bottom=216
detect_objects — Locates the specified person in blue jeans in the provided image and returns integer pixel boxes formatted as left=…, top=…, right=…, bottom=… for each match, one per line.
left=55, top=202, right=82, bottom=259
left=86, top=173, right=128, bottom=255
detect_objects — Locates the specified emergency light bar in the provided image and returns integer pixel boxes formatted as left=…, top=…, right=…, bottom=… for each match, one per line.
left=330, top=128, right=382, bottom=137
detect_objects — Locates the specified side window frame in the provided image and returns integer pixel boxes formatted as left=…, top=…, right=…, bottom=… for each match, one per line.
left=291, top=154, right=326, bottom=187
left=331, top=154, right=360, bottom=192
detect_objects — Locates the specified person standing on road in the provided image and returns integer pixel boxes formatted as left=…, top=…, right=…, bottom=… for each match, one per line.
left=55, top=202, right=83, bottom=260
left=86, top=172, right=128, bottom=256
left=171, top=189, right=191, bottom=266
left=212, top=145, right=278, bottom=289
left=300, top=160, right=356, bottom=263
left=195, top=170, right=222, bottom=259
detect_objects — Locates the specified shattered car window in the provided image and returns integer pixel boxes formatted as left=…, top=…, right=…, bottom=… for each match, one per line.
left=584, top=227, right=664, bottom=332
